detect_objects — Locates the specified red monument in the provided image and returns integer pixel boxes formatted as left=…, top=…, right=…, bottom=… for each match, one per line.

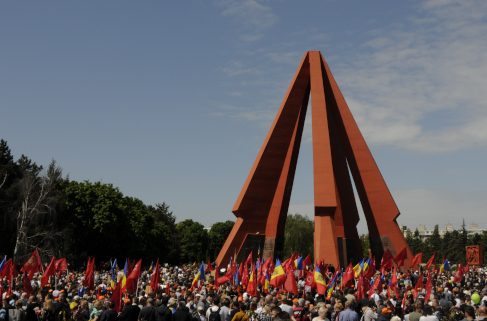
left=216, top=51, right=413, bottom=269
left=466, top=245, right=483, bottom=266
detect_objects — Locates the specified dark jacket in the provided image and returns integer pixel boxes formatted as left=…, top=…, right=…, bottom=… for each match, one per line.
left=119, top=305, right=141, bottom=321
left=100, top=310, right=118, bottom=321
left=173, top=308, right=192, bottom=321
left=376, top=314, right=390, bottom=321
left=156, top=305, right=172, bottom=321
left=139, top=306, right=157, bottom=321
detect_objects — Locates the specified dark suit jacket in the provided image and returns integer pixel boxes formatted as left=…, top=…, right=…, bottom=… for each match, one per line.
left=119, top=305, right=141, bottom=321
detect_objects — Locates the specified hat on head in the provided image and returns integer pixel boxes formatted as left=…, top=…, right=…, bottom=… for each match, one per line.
left=382, top=308, right=392, bottom=314
left=124, top=299, right=131, bottom=304
left=197, top=306, right=204, bottom=311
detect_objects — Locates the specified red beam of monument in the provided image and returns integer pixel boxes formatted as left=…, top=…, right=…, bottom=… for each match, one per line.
left=216, top=51, right=413, bottom=270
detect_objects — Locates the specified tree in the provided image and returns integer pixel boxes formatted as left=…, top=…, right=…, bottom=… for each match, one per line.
left=147, top=202, right=178, bottom=263
left=361, top=234, right=370, bottom=258
left=208, top=221, right=235, bottom=261
left=283, top=213, right=314, bottom=260
left=176, top=219, right=208, bottom=263
left=13, top=160, right=66, bottom=262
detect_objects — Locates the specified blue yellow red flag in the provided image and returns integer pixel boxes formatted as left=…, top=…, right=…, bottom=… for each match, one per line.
left=314, top=266, right=327, bottom=295
left=270, top=259, right=286, bottom=287
left=295, top=256, right=303, bottom=270
left=122, top=258, right=129, bottom=290
left=326, top=271, right=338, bottom=300
left=191, top=262, right=206, bottom=289
left=363, top=258, right=370, bottom=273
left=353, top=262, right=362, bottom=278
left=110, top=259, right=117, bottom=289
left=264, top=274, right=270, bottom=294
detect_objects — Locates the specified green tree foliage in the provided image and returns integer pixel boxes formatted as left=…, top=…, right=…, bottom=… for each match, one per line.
left=62, top=181, right=174, bottom=265
left=207, top=220, right=234, bottom=261
left=283, top=213, right=314, bottom=260
left=176, top=219, right=208, bottom=263
left=361, top=234, right=370, bottom=258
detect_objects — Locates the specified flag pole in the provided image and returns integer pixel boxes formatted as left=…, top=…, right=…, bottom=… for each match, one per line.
left=135, top=279, right=139, bottom=297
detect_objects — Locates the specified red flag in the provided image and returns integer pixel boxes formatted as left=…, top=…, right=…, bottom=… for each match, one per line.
left=10, top=262, right=17, bottom=280
left=245, top=252, right=253, bottom=267
left=241, top=262, right=249, bottom=287
left=214, top=265, right=220, bottom=291
left=425, top=272, right=432, bottom=301
left=305, top=270, right=316, bottom=290
left=368, top=276, right=382, bottom=298
left=206, top=258, right=213, bottom=272
left=356, top=272, right=364, bottom=301
left=284, top=268, right=299, bottom=296
left=0, top=259, right=12, bottom=279
left=126, top=259, right=142, bottom=294
left=83, top=257, right=95, bottom=290
left=381, top=249, right=393, bottom=273
left=402, top=290, right=407, bottom=312
left=258, top=258, right=272, bottom=286
left=165, top=281, right=170, bottom=296
left=23, top=249, right=42, bottom=273
left=303, top=255, right=312, bottom=268
left=411, top=253, right=422, bottom=267
left=150, top=259, right=160, bottom=294
left=217, top=267, right=233, bottom=285
left=23, top=269, right=33, bottom=296
left=390, top=266, right=398, bottom=294
left=453, top=263, right=463, bottom=283
left=365, top=257, right=376, bottom=279
left=41, top=256, right=56, bottom=287
left=415, top=274, right=424, bottom=289
left=55, top=258, right=68, bottom=272
left=425, top=253, right=436, bottom=269
left=111, top=281, right=123, bottom=313
left=342, top=263, right=354, bottom=288
left=247, top=264, right=257, bottom=297
left=394, top=247, right=408, bottom=265
left=97, top=285, right=101, bottom=298
left=463, top=264, right=470, bottom=274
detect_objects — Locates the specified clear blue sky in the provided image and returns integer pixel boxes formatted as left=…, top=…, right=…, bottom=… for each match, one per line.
left=2, top=1, right=487, bottom=233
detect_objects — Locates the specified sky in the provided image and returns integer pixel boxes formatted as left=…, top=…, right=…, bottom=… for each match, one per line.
left=1, top=0, right=487, bottom=234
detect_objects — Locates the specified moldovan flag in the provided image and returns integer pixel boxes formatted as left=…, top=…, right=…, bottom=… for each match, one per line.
left=295, top=257, right=303, bottom=270
left=326, top=272, right=338, bottom=300
left=264, top=274, right=270, bottom=294
left=191, top=262, right=206, bottom=290
left=41, top=256, right=56, bottom=287
left=269, top=259, right=286, bottom=288
left=126, top=259, right=142, bottom=294
left=122, top=258, right=130, bottom=291
left=353, top=260, right=363, bottom=278
left=411, top=253, right=422, bottom=267
left=314, top=266, right=327, bottom=295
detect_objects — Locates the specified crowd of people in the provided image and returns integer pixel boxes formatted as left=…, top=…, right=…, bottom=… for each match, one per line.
left=2, top=262, right=487, bottom=321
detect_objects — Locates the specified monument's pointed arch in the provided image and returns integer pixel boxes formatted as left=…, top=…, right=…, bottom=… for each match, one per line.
left=216, top=51, right=412, bottom=269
